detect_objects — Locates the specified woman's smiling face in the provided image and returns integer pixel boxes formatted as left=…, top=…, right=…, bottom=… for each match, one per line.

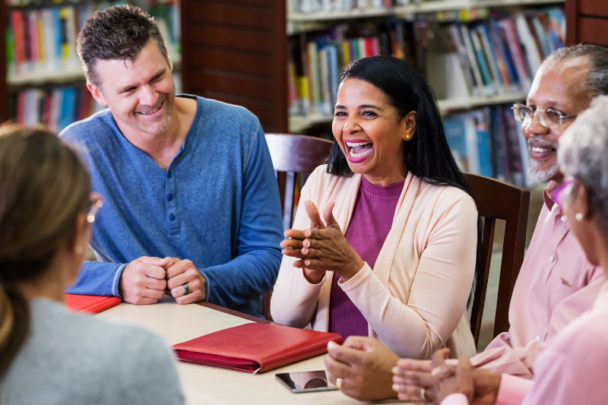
left=332, top=78, right=415, bottom=185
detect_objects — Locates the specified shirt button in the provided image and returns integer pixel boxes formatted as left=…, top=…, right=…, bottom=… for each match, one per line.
left=561, top=216, right=567, bottom=222
left=167, top=194, right=173, bottom=201
left=169, top=214, right=176, bottom=221
left=167, top=171, right=172, bottom=179
left=549, top=255, right=555, bottom=262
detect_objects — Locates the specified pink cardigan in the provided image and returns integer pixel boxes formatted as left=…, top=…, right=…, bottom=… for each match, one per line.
left=271, top=166, right=478, bottom=358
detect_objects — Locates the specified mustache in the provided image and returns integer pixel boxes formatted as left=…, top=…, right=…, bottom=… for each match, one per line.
left=527, top=138, right=559, bottom=149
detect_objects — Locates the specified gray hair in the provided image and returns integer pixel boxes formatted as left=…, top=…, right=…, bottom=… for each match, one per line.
left=543, top=44, right=608, bottom=96
left=559, top=95, right=608, bottom=231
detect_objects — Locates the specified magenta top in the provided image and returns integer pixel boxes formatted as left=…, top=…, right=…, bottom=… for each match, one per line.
left=329, top=176, right=404, bottom=339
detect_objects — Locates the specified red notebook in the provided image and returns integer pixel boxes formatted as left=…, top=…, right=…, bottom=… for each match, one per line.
left=65, top=294, right=121, bottom=314
left=173, top=323, right=343, bottom=374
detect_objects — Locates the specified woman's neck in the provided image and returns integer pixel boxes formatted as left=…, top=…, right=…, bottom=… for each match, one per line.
left=362, top=166, right=408, bottom=187
left=17, top=260, right=69, bottom=303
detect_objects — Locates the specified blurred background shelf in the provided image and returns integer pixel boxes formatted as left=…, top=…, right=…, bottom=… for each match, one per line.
left=288, top=92, right=528, bottom=133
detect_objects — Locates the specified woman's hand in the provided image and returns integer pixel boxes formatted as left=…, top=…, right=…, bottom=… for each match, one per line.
left=433, top=356, right=474, bottom=404
left=281, top=201, right=365, bottom=283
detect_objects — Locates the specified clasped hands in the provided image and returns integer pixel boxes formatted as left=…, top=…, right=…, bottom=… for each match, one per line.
left=119, top=256, right=206, bottom=305
left=281, top=200, right=364, bottom=284
left=392, top=348, right=501, bottom=404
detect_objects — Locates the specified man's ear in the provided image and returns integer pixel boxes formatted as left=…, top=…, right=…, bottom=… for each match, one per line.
left=87, top=82, right=109, bottom=107
left=401, top=111, right=417, bottom=141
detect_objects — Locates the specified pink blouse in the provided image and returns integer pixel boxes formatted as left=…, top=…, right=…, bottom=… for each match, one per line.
left=442, top=284, right=608, bottom=405
left=469, top=182, right=604, bottom=378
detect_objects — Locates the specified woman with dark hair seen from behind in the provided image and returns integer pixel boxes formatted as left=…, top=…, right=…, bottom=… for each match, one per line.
left=271, top=56, right=480, bottom=399
left=0, top=126, right=184, bottom=404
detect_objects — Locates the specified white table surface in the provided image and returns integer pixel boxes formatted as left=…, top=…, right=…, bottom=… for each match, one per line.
left=96, top=299, right=391, bottom=405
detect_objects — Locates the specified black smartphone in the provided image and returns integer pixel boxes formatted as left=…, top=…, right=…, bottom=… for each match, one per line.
left=275, top=370, right=338, bottom=393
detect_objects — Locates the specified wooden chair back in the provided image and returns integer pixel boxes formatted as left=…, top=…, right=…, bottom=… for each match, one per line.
left=464, top=173, right=530, bottom=347
left=263, top=133, right=334, bottom=320
left=265, top=133, right=334, bottom=231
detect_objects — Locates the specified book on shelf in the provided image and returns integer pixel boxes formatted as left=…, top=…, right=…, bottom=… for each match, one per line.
left=10, top=85, right=104, bottom=133
left=443, top=103, right=536, bottom=187
left=434, top=8, right=565, bottom=99
left=6, top=2, right=180, bottom=79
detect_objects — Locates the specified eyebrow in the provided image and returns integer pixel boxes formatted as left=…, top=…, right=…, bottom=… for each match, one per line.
left=334, top=104, right=381, bottom=110
left=115, top=68, right=167, bottom=94
left=526, top=98, right=567, bottom=110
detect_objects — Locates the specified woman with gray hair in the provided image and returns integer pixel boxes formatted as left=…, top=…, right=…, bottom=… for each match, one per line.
left=425, top=95, right=608, bottom=405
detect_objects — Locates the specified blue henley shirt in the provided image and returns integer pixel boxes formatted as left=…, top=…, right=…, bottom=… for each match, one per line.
left=60, top=95, right=283, bottom=316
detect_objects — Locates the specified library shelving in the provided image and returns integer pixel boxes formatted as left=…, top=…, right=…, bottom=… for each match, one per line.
left=1, top=1, right=181, bottom=129
left=179, top=0, right=565, bottom=136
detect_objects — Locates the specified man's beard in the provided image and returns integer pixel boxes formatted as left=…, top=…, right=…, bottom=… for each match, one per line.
left=527, top=138, right=561, bottom=182
left=528, top=158, right=560, bottom=181
left=138, top=114, right=172, bottom=136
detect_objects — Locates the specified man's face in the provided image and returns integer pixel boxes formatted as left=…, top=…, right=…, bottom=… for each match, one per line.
left=524, top=56, right=595, bottom=183
left=90, top=40, right=175, bottom=136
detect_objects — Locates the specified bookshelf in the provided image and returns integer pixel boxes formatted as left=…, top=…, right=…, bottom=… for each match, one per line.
left=289, top=0, right=564, bottom=23
left=1, top=1, right=180, bottom=130
left=178, top=0, right=564, bottom=136
left=289, top=91, right=529, bottom=133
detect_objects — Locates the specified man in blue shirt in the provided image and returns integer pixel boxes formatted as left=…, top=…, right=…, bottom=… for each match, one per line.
left=60, top=5, right=283, bottom=316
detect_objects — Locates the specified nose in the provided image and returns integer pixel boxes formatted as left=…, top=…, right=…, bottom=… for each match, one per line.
left=140, top=84, right=159, bottom=107
left=342, top=116, right=361, bottom=135
left=524, top=109, right=550, bottom=138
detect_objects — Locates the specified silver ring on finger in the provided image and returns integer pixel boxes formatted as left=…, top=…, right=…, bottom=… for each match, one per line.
left=431, top=366, right=442, bottom=376
left=183, top=282, right=190, bottom=295
left=336, top=377, right=343, bottom=390
left=420, top=388, right=426, bottom=401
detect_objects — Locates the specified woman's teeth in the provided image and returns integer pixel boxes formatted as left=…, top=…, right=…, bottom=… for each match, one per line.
left=346, top=141, right=373, bottom=158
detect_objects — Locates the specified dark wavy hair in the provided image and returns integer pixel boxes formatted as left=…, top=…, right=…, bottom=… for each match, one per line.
left=328, top=56, right=482, bottom=305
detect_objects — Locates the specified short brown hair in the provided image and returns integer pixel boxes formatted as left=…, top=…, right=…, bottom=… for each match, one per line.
left=0, top=126, right=91, bottom=379
left=77, top=5, right=168, bottom=89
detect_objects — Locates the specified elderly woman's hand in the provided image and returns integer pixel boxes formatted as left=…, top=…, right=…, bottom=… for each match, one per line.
left=281, top=201, right=365, bottom=283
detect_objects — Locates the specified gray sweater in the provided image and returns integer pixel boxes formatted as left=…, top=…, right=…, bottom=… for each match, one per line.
left=1, top=299, right=185, bottom=405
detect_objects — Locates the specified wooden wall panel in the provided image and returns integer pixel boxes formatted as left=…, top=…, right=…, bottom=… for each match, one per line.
left=578, top=18, right=608, bottom=46
left=578, top=0, right=608, bottom=17
left=566, top=0, right=608, bottom=47
left=181, top=0, right=287, bottom=132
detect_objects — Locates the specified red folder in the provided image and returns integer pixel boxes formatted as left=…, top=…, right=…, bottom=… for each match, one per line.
left=65, top=294, right=121, bottom=314
left=172, top=323, right=343, bottom=374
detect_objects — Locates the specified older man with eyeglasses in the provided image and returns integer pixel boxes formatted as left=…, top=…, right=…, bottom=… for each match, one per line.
left=321, top=44, right=608, bottom=403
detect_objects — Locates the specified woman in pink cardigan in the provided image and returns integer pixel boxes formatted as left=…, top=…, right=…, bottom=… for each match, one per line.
left=271, top=56, right=480, bottom=364
left=402, top=96, right=608, bottom=405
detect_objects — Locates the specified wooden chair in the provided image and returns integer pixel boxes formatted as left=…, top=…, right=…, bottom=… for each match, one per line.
left=263, top=133, right=334, bottom=319
left=465, top=173, right=530, bottom=348
left=265, top=133, right=334, bottom=231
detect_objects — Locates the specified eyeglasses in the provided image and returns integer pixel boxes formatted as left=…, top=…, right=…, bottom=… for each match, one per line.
left=551, top=180, right=574, bottom=210
left=87, top=192, right=103, bottom=223
left=512, top=104, right=578, bottom=128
